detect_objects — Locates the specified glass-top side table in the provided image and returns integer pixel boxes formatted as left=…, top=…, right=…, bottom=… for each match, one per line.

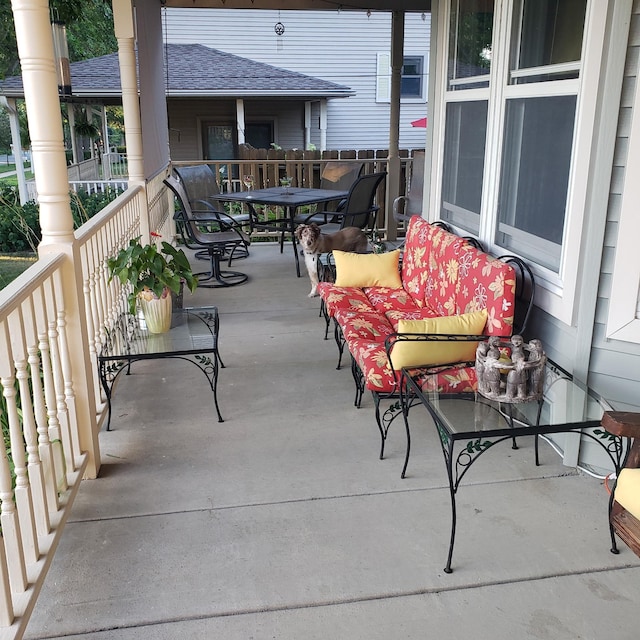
left=98, top=306, right=223, bottom=430
left=400, top=361, right=630, bottom=573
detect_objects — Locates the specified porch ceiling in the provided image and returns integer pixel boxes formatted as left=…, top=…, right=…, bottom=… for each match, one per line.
left=163, top=1, right=432, bottom=11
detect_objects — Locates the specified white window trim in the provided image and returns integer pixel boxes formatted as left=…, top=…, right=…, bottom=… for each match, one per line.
left=606, top=68, right=640, bottom=342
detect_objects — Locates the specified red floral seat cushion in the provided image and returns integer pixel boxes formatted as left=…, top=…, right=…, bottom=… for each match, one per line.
left=318, top=285, right=376, bottom=318
left=363, top=286, right=421, bottom=315
left=335, top=309, right=394, bottom=343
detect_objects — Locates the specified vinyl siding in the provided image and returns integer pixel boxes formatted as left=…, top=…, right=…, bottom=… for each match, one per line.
left=163, top=8, right=431, bottom=151
left=590, top=0, right=640, bottom=413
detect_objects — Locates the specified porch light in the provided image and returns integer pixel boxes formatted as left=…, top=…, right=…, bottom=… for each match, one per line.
left=51, top=20, right=72, bottom=97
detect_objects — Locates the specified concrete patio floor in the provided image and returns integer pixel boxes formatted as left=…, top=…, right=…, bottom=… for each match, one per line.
left=25, top=243, right=640, bottom=639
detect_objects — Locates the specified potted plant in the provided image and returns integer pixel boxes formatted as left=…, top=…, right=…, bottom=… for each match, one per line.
left=107, top=238, right=198, bottom=333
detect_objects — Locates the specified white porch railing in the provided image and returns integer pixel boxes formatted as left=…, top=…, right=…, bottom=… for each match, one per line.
left=26, top=180, right=129, bottom=204
left=0, top=253, right=89, bottom=637
left=102, top=152, right=129, bottom=180
left=0, top=173, right=166, bottom=637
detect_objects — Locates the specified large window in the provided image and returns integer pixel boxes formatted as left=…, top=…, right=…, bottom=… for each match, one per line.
left=436, top=0, right=601, bottom=321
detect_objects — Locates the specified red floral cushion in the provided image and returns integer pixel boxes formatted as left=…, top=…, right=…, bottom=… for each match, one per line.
left=319, top=285, right=376, bottom=318
left=335, top=309, right=394, bottom=343
left=363, top=286, right=421, bottom=315
left=384, top=307, right=440, bottom=330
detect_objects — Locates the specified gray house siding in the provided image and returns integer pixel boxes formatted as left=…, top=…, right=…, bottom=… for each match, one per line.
left=164, top=8, right=431, bottom=151
left=589, top=1, right=640, bottom=413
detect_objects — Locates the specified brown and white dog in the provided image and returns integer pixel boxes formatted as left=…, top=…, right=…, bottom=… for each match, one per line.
left=295, top=223, right=369, bottom=297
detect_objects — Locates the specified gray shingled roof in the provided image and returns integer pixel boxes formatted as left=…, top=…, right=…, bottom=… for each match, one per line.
left=0, top=44, right=353, bottom=99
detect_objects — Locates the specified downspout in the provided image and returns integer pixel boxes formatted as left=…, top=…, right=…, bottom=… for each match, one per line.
left=386, top=10, right=405, bottom=242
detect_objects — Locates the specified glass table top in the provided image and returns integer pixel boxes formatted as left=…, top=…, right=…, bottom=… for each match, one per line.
left=99, top=306, right=218, bottom=360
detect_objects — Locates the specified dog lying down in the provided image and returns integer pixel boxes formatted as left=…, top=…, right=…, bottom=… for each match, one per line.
left=295, top=222, right=369, bottom=297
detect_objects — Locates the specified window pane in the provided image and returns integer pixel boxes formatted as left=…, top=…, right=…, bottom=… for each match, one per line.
left=511, top=0, right=586, bottom=83
left=401, top=56, right=423, bottom=98
left=496, top=96, right=576, bottom=272
left=246, top=123, right=273, bottom=150
left=441, top=100, right=487, bottom=234
left=448, top=0, right=494, bottom=90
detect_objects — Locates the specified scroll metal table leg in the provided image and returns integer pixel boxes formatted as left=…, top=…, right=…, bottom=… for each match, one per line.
left=444, top=438, right=457, bottom=574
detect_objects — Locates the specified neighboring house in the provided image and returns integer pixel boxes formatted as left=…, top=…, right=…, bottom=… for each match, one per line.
left=0, top=44, right=354, bottom=162
left=163, top=8, right=432, bottom=151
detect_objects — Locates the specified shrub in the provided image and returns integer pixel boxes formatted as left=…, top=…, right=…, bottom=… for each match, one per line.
left=0, top=184, right=40, bottom=252
left=0, top=184, right=119, bottom=252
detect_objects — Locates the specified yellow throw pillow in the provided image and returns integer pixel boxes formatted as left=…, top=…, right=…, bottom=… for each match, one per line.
left=333, top=249, right=402, bottom=288
left=390, top=310, right=488, bottom=369
left=615, top=469, right=640, bottom=519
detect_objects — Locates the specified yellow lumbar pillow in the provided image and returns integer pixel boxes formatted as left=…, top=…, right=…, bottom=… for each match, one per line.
left=615, top=468, right=640, bottom=519
left=333, top=249, right=402, bottom=288
left=390, top=310, right=488, bottom=369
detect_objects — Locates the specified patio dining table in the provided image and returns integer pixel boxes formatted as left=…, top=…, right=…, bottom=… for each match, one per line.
left=209, top=187, right=349, bottom=277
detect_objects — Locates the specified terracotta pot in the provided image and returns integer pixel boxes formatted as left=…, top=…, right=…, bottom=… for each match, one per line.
left=138, top=287, right=172, bottom=333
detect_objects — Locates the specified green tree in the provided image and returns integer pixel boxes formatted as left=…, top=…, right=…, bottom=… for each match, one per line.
left=0, top=0, right=116, bottom=81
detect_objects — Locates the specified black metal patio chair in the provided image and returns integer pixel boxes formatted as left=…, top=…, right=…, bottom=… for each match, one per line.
left=164, top=176, right=249, bottom=288
left=317, top=161, right=363, bottom=213
left=295, top=171, right=387, bottom=233
left=173, top=164, right=254, bottom=239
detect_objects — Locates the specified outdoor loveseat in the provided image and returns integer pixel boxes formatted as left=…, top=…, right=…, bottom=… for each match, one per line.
left=317, top=216, right=532, bottom=457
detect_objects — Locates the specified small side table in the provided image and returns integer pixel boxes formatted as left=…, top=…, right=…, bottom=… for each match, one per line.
left=400, top=361, right=631, bottom=573
left=98, top=305, right=223, bottom=430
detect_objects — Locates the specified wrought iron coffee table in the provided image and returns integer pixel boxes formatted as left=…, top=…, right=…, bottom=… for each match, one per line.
left=98, top=305, right=223, bottom=430
left=400, top=361, right=631, bottom=573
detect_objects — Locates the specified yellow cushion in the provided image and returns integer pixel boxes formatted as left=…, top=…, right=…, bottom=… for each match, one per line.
left=390, top=310, right=488, bottom=369
left=615, top=469, right=640, bottom=519
left=333, top=249, right=402, bottom=288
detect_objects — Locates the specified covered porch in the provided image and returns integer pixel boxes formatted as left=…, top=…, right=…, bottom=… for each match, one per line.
left=21, top=244, right=640, bottom=639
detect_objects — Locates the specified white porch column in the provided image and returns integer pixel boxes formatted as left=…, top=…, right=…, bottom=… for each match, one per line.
left=0, top=97, right=28, bottom=204
left=319, top=99, right=328, bottom=152
left=236, top=98, right=246, bottom=145
left=386, top=10, right=405, bottom=241
left=100, top=105, right=110, bottom=152
left=113, top=0, right=144, bottom=184
left=11, top=0, right=100, bottom=477
left=304, top=101, right=312, bottom=150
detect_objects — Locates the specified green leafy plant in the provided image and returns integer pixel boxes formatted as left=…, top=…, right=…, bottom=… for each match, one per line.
left=107, top=238, right=198, bottom=314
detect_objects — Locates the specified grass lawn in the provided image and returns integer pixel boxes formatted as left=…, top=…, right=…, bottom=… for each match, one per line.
left=0, top=253, right=37, bottom=289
